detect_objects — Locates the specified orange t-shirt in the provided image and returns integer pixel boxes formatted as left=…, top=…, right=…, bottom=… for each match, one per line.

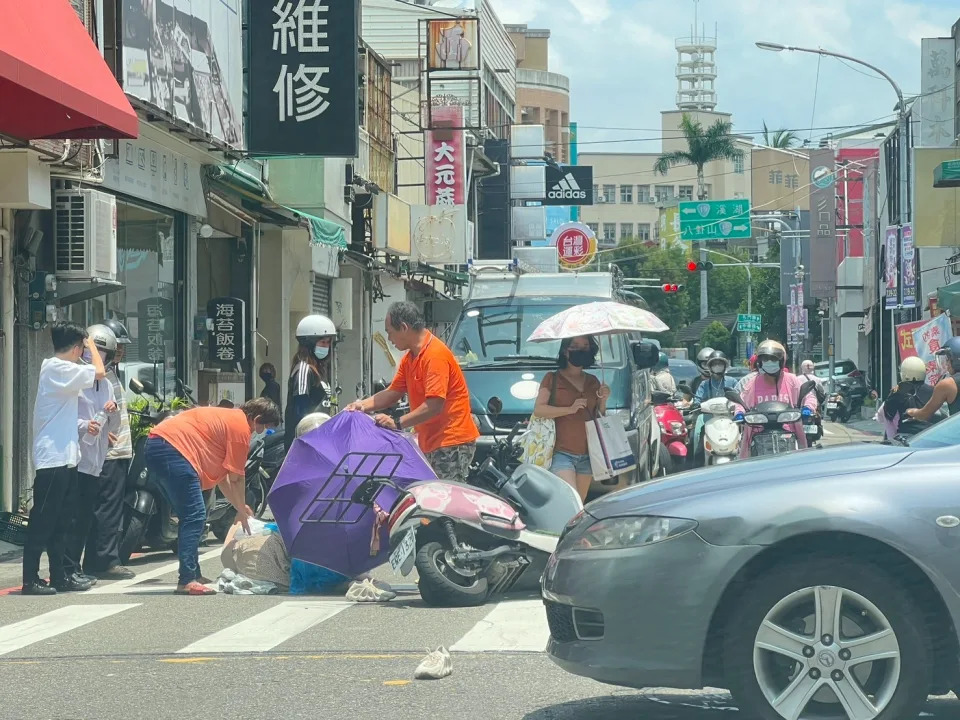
left=389, top=332, right=479, bottom=454
left=150, top=407, right=251, bottom=490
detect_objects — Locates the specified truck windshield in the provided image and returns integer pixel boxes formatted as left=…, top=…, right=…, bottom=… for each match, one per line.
left=451, top=303, right=625, bottom=368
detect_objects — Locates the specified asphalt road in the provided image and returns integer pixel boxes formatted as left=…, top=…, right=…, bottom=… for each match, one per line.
left=5, top=420, right=949, bottom=720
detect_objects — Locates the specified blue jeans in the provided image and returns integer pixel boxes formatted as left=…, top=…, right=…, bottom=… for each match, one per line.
left=551, top=450, right=592, bottom=476
left=144, top=437, right=207, bottom=586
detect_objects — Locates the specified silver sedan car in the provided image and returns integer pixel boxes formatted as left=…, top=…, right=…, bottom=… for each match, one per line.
left=543, top=417, right=960, bottom=720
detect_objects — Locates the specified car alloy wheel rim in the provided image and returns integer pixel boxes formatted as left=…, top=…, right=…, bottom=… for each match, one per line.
left=752, top=585, right=901, bottom=720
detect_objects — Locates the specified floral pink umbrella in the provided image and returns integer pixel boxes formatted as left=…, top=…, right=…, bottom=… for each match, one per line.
left=526, top=301, right=669, bottom=343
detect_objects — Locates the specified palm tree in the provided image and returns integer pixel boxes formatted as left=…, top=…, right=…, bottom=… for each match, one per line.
left=654, top=114, right=744, bottom=200
left=761, top=121, right=800, bottom=149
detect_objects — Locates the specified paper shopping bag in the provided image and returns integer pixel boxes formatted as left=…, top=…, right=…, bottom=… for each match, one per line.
left=586, top=416, right=637, bottom=481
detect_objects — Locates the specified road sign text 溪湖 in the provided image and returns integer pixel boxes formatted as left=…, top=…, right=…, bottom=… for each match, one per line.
left=679, top=199, right=751, bottom=241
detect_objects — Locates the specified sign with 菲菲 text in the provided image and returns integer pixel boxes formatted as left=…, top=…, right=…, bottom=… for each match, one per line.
left=248, top=0, right=359, bottom=157
left=679, top=199, right=751, bottom=241
left=206, top=297, right=247, bottom=364
left=425, top=105, right=466, bottom=206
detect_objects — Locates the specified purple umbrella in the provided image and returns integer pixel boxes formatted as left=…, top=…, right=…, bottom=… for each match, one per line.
left=267, top=412, right=437, bottom=577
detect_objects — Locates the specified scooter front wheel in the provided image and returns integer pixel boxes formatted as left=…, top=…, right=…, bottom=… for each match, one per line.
left=415, top=541, right=489, bottom=608
left=118, top=508, right=148, bottom=564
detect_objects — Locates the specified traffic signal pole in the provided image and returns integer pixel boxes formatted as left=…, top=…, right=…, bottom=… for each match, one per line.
left=700, top=246, right=709, bottom=320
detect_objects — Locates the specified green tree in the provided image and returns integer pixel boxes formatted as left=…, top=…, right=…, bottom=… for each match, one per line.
left=700, top=321, right=732, bottom=354
left=762, top=121, right=800, bottom=149
left=654, top=114, right=745, bottom=200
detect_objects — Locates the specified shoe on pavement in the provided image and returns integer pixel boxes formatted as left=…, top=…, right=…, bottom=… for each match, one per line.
left=21, top=579, right=57, bottom=596
left=52, top=576, right=93, bottom=592
left=414, top=647, right=452, bottom=680
left=345, top=578, right=397, bottom=603
left=98, top=566, right=136, bottom=580
left=72, top=572, right=98, bottom=586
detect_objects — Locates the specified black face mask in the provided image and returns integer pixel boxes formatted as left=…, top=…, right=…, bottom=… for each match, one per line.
left=259, top=370, right=273, bottom=382
left=567, top=350, right=593, bottom=368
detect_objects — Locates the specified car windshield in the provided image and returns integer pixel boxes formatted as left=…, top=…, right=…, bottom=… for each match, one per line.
left=668, top=360, right=699, bottom=385
left=902, top=413, right=960, bottom=449
left=450, top=303, right=625, bottom=368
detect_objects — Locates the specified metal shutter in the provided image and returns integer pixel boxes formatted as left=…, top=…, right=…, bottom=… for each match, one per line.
left=312, top=278, right=332, bottom=315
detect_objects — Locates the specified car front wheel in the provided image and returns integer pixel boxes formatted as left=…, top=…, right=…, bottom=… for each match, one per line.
left=724, top=557, right=930, bottom=720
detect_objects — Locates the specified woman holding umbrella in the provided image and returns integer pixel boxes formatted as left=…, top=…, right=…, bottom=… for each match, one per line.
left=533, top=335, right=610, bottom=502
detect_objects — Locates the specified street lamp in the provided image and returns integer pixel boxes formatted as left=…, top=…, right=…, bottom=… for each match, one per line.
left=757, top=41, right=909, bottom=390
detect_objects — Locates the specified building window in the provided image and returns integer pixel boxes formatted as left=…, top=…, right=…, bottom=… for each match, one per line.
left=587, top=223, right=599, bottom=235
left=637, top=185, right=651, bottom=202
left=592, top=184, right=599, bottom=203
left=654, top=185, right=673, bottom=202
left=678, top=185, right=694, bottom=200
left=620, top=223, right=634, bottom=239
left=603, top=223, right=616, bottom=242
left=638, top=223, right=651, bottom=241
left=734, top=155, right=745, bottom=174
left=620, top=185, right=633, bottom=204
left=703, top=184, right=712, bottom=199
left=602, top=185, right=616, bottom=203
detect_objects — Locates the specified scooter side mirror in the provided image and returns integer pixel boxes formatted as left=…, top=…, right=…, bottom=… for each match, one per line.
left=140, top=379, right=159, bottom=398
left=677, top=383, right=693, bottom=396
left=487, top=396, right=503, bottom=418
left=129, top=378, right=145, bottom=395
left=724, top=389, right=747, bottom=406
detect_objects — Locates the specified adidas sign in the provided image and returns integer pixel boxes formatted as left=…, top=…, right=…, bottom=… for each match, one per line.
left=547, top=173, right=588, bottom=201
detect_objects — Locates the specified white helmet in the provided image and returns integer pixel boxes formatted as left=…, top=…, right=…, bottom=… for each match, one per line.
left=900, top=356, right=927, bottom=382
left=295, top=412, right=332, bottom=437
left=800, top=360, right=815, bottom=374
left=87, top=324, right=118, bottom=361
left=296, top=314, right=336, bottom=343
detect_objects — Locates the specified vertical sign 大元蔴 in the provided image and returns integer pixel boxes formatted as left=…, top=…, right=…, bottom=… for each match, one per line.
left=248, top=0, right=360, bottom=157
left=424, top=105, right=466, bottom=206
left=206, top=297, right=247, bottom=365
left=884, top=226, right=900, bottom=310
left=900, top=222, right=916, bottom=309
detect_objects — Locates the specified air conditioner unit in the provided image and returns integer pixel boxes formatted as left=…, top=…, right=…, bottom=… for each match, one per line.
left=53, top=188, right=117, bottom=281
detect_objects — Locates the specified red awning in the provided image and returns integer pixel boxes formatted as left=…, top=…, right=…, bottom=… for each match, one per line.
left=0, top=0, right=138, bottom=140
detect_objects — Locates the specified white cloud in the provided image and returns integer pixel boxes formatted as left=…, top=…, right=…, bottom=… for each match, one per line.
left=884, top=3, right=949, bottom=47
left=487, top=0, right=543, bottom=25
left=568, top=0, right=611, bottom=25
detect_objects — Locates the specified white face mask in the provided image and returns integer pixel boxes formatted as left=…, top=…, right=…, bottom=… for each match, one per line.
left=314, top=346, right=330, bottom=361
left=760, top=360, right=781, bottom=376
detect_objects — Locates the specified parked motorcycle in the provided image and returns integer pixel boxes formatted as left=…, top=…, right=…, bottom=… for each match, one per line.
left=698, top=397, right=741, bottom=465
left=653, top=391, right=688, bottom=474
left=725, top=380, right=817, bottom=458
left=353, top=397, right=583, bottom=607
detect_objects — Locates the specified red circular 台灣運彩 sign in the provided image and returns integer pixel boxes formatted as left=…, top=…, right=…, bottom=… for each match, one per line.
left=551, top=223, right=597, bottom=269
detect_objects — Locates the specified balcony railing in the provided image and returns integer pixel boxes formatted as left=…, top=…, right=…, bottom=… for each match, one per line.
left=516, top=69, right=570, bottom=94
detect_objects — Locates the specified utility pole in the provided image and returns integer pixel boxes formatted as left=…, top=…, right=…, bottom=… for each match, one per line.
left=699, top=245, right=708, bottom=319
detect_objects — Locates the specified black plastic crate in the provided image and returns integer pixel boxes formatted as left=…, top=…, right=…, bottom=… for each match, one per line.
left=0, top=511, right=28, bottom=546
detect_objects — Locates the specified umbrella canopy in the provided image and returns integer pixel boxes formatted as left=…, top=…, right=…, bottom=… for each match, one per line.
left=268, top=412, right=437, bottom=577
left=527, top=301, right=669, bottom=343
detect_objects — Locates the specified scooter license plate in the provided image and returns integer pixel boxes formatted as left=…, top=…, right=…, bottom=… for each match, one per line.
left=804, top=425, right=817, bottom=433
left=826, top=402, right=838, bottom=409
left=389, top=528, right=417, bottom=574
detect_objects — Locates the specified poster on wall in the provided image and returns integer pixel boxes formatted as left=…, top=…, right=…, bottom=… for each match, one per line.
left=121, top=0, right=244, bottom=148
left=884, top=226, right=900, bottom=310
left=427, top=19, right=479, bottom=71
left=425, top=105, right=466, bottom=206
left=248, top=0, right=360, bottom=156
left=206, top=297, right=246, bottom=364
left=900, top=222, right=917, bottom=309
left=897, top=315, right=952, bottom=384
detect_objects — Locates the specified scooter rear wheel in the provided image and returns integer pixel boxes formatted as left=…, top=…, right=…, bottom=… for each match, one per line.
left=118, top=509, right=148, bottom=565
left=416, top=541, right=489, bottom=607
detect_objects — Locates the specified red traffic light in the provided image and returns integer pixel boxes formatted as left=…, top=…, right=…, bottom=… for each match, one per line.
left=687, top=261, right=698, bottom=272
left=687, top=261, right=715, bottom=272
left=661, top=283, right=681, bottom=293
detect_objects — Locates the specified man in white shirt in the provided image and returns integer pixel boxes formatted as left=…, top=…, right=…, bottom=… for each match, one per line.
left=22, top=322, right=107, bottom=595
left=64, top=324, right=120, bottom=585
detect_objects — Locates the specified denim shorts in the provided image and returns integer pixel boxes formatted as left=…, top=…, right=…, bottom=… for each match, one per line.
left=551, top=450, right=592, bottom=475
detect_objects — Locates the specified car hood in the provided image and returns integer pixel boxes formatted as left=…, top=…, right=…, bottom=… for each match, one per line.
left=586, top=443, right=913, bottom=520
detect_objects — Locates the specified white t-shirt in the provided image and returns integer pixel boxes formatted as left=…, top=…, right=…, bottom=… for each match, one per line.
left=33, top=357, right=97, bottom=470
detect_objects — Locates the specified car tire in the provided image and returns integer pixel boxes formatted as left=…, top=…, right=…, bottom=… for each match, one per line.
left=724, top=557, right=930, bottom=720
left=415, top=541, right=489, bottom=607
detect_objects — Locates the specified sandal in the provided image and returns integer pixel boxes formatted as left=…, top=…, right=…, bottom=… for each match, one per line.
left=174, top=581, right=217, bottom=596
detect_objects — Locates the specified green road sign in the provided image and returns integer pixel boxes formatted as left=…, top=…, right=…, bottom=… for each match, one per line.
left=679, top=199, right=752, bottom=240
left=737, top=313, right=762, bottom=333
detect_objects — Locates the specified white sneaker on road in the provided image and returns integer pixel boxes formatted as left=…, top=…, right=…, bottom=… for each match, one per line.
left=414, top=646, right=452, bottom=680
left=345, top=578, right=397, bottom=603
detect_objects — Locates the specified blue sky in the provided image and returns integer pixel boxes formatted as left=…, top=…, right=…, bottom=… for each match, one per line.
left=488, top=0, right=959, bottom=153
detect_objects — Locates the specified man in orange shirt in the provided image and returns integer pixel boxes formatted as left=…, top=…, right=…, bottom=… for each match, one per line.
left=346, top=302, right=479, bottom=483
left=144, top=398, right=280, bottom=595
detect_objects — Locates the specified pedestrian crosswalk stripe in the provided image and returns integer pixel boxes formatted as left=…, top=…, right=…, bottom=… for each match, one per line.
left=450, top=599, right=549, bottom=653
left=176, top=601, right=353, bottom=654
left=0, top=604, right=140, bottom=656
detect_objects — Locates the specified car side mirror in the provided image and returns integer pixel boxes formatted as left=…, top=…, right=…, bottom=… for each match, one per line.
left=632, top=341, right=659, bottom=370
left=487, top=397, right=503, bottom=417
left=724, top=389, right=746, bottom=406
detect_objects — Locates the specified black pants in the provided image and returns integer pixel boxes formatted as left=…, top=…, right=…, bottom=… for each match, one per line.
left=22, top=466, right=77, bottom=585
left=63, top=472, right=100, bottom=578
left=84, top=458, right=129, bottom=573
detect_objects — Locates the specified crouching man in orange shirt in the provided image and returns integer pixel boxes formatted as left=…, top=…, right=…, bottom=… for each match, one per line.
left=144, top=398, right=280, bottom=595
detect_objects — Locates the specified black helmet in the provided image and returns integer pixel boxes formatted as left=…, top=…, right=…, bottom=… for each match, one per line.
left=936, top=337, right=960, bottom=368
left=706, top=350, right=729, bottom=377
left=102, top=318, right=131, bottom=344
